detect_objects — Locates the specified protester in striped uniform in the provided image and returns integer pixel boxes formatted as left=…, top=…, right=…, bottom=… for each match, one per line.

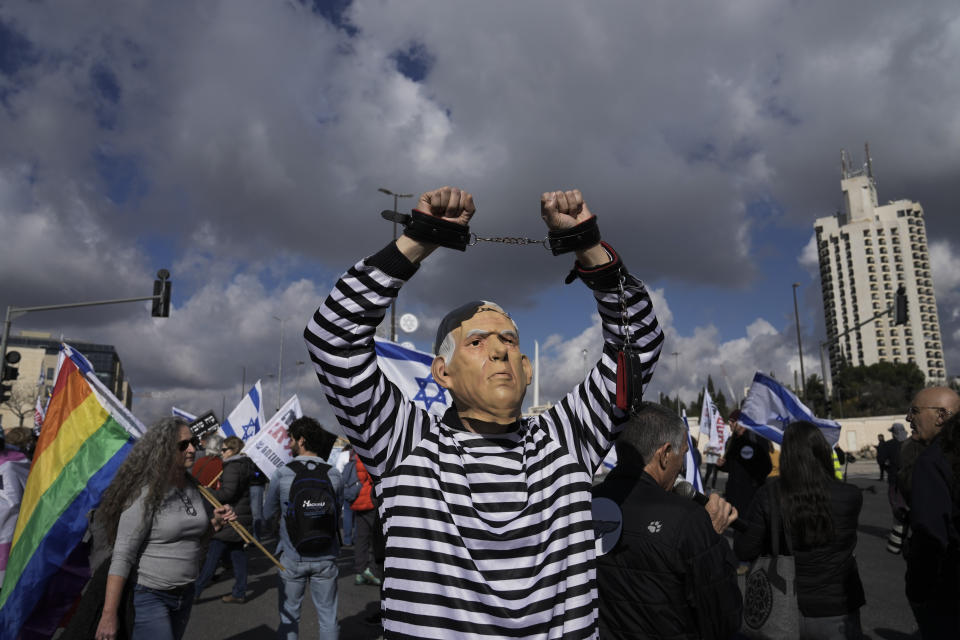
left=304, top=187, right=663, bottom=639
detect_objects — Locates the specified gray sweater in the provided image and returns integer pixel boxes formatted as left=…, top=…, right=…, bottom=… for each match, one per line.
left=108, top=483, right=210, bottom=590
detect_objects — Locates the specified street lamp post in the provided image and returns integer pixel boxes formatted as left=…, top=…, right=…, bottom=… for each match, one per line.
left=379, top=188, right=414, bottom=342
left=792, top=283, right=806, bottom=400
left=672, top=351, right=681, bottom=414
left=273, top=316, right=284, bottom=412
left=295, top=360, right=306, bottom=396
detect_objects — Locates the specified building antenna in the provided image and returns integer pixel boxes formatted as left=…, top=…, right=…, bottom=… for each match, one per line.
left=841, top=149, right=847, bottom=179
left=865, top=141, right=873, bottom=179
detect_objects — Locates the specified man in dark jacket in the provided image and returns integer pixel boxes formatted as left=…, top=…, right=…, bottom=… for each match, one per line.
left=903, top=388, right=960, bottom=637
left=593, top=402, right=741, bottom=639
left=718, top=411, right=772, bottom=516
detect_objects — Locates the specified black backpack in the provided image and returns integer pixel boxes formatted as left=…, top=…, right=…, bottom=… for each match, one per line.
left=283, top=460, right=339, bottom=554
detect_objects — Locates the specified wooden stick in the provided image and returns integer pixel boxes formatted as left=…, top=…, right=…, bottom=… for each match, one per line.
left=196, top=484, right=288, bottom=573
left=197, top=485, right=258, bottom=548
left=205, top=470, right=223, bottom=488
left=197, top=484, right=253, bottom=545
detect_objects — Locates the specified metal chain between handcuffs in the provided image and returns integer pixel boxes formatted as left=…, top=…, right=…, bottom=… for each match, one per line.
left=468, top=234, right=549, bottom=248
left=383, top=207, right=641, bottom=411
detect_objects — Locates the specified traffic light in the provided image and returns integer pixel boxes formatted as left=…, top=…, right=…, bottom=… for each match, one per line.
left=152, top=269, right=171, bottom=318
left=895, top=286, right=908, bottom=325
left=2, top=350, right=21, bottom=403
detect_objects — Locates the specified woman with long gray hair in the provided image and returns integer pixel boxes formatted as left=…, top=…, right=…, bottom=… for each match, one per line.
left=93, top=417, right=235, bottom=640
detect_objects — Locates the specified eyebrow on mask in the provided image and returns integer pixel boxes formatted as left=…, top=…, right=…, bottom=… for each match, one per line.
left=463, top=329, right=518, bottom=340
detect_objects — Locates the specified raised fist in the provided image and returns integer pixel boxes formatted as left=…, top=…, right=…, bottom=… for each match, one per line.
left=415, top=186, right=476, bottom=227
left=540, top=189, right=595, bottom=231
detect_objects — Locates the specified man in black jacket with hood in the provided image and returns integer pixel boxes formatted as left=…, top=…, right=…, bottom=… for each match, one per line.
left=593, top=402, right=742, bottom=639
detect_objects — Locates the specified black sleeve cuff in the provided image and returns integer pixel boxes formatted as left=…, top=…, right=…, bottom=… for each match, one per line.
left=365, top=242, right=420, bottom=281
left=564, top=242, right=624, bottom=290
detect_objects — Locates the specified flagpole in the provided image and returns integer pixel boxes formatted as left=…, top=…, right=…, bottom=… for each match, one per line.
left=196, top=484, right=287, bottom=572
left=672, top=352, right=681, bottom=414
left=273, top=316, right=284, bottom=412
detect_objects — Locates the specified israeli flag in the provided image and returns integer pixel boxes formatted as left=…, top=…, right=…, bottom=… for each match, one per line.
left=600, top=447, right=618, bottom=471
left=375, top=340, right=449, bottom=417
left=172, top=407, right=197, bottom=422
left=220, top=380, right=266, bottom=441
left=682, top=410, right=704, bottom=492
left=739, top=372, right=841, bottom=447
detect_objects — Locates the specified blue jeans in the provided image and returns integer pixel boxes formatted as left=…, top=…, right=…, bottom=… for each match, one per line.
left=132, top=583, right=194, bottom=640
left=277, top=557, right=338, bottom=640
left=342, top=502, right=354, bottom=545
left=195, top=539, right=248, bottom=599
left=250, top=483, right=265, bottom=539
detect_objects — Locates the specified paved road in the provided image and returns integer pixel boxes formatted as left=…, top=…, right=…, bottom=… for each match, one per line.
left=183, top=460, right=918, bottom=639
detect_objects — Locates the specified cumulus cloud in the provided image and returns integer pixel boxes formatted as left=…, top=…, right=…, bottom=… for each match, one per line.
left=2, top=0, right=960, bottom=422
left=69, top=260, right=336, bottom=423
left=532, top=287, right=813, bottom=412
left=798, top=234, right=820, bottom=276
left=929, top=240, right=960, bottom=373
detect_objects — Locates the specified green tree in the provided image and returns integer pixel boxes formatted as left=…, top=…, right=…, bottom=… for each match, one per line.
left=657, top=392, right=688, bottom=415
left=804, top=374, right=827, bottom=416
left=833, top=362, right=925, bottom=417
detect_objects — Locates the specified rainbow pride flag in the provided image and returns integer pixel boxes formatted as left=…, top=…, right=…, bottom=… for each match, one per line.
left=0, top=344, right=145, bottom=639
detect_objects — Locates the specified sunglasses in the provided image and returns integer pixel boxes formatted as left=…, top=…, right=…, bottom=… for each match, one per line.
left=177, top=436, right=201, bottom=452
left=220, top=447, right=234, bottom=453
left=907, top=405, right=945, bottom=416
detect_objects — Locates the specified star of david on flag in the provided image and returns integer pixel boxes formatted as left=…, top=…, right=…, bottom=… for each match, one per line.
left=220, top=380, right=266, bottom=442
left=375, top=340, right=449, bottom=417
left=739, top=372, right=841, bottom=447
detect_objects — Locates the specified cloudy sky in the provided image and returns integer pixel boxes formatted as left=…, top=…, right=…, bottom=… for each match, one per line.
left=2, top=1, right=960, bottom=427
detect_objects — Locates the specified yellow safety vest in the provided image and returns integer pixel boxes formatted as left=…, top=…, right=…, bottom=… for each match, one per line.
left=832, top=450, right=844, bottom=480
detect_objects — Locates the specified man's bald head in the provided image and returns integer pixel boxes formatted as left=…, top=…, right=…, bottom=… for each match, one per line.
left=906, top=387, right=960, bottom=443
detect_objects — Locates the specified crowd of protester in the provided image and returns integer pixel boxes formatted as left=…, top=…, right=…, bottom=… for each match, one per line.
left=5, top=387, right=949, bottom=639
left=3, top=184, right=958, bottom=639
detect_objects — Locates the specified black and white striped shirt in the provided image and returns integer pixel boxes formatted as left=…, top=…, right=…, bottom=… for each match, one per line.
left=304, top=243, right=662, bottom=639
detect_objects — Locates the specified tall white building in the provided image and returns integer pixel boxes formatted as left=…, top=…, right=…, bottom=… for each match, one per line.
left=814, top=149, right=946, bottom=386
